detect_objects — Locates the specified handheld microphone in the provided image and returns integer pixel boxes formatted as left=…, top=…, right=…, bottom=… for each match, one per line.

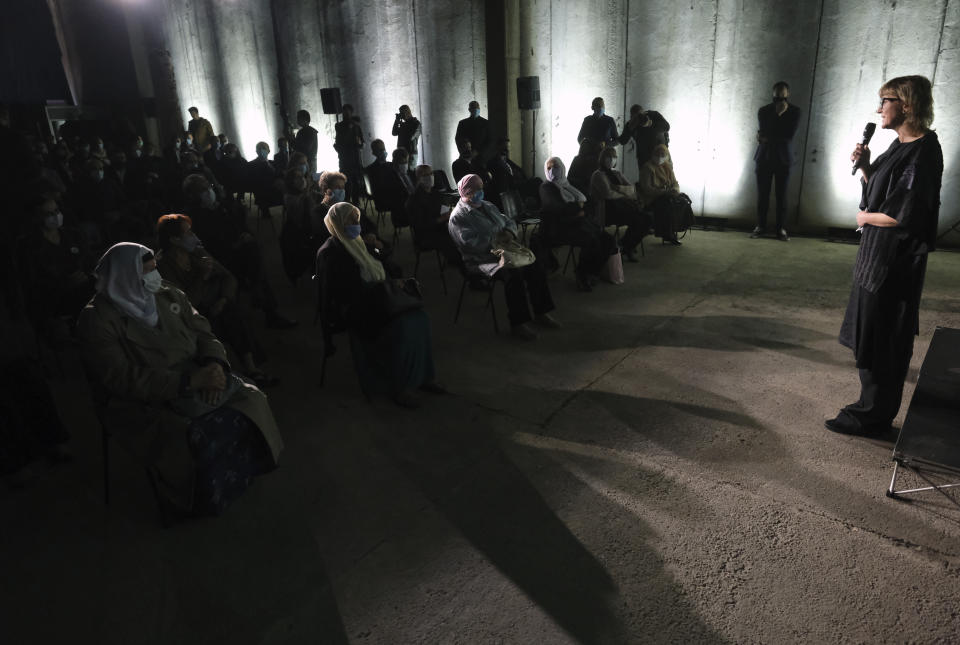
left=852, top=122, right=877, bottom=175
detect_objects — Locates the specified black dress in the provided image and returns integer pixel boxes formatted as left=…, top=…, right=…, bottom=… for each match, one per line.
left=837, top=132, right=943, bottom=426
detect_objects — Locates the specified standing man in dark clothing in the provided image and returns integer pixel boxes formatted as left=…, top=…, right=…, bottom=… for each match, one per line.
left=455, top=100, right=491, bottom=165
left=293, top=109, right=319, bottom=176
left=274, top=137, right=291, bottom=171
left=392, top=105, right=421, bottom=171
left=578, top=97, right=619, bottom=147
left=752, top=81, right=801, bottom=241
left=187, top=107, right=215, bottom=153
left=619, top=104, right=670, bottom=167
left=334, top=104, right=365, bottom=204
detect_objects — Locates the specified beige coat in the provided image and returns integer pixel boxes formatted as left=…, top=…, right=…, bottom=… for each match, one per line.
left=78, top=283, right=283, bottom=508
left=589, top=167, right=636, bottom=227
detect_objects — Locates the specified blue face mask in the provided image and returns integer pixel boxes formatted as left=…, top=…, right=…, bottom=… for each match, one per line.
left=377, top=150, right=388, bottom=161
left=257, top=149, right=268, bottom=160
left=344, top=224, right=362, bottom=239
left=331, top=188, right=346, bottom=202
left=471, top=190, right=484, bottom=204
left=470, top=108, right=480, bottom=118
left=299, top=164, right=308, bottom=175
left=594, top=108, right=604, bottom=117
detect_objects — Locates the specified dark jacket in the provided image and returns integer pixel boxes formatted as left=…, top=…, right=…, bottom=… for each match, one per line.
left=392, top=117, right=421, bottom=155
left=754, top=103, right=801, bottom=166
left=455, top=116, right=491, bottom=161
left=578, top=114, right=619, bottom=146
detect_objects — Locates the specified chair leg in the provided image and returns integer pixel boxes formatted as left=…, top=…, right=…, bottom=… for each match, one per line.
left=102, top=426, right=110, bottom=505
left=488, top=281, right=500, bottom=334
left=562, top=246, right=574, bottom=275
left=454, top=275, right=468, bottom=324
left=435, top=250, right=447, bottom=295
left=414, top=250, right=422, bottom=279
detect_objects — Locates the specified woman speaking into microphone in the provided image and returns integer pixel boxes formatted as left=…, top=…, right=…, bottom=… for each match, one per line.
left=826, top=75, right=943, bottom=436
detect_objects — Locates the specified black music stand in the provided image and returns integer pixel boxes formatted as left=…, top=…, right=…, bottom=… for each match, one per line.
left=887, top=327, right=960, bottom=500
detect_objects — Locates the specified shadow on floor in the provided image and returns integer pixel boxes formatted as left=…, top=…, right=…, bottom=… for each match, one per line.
left=365, top=395, right=723, bottom=643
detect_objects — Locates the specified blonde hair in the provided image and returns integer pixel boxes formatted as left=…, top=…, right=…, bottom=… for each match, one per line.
left=880, top=75, right=934, bottom=131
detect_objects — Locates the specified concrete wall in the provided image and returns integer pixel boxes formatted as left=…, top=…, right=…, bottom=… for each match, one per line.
left=143, top=0, right=958, bottom=240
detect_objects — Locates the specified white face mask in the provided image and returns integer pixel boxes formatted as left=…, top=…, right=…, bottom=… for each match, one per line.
left=656, top=156, right=668, bottom=165
left=142, top=269, right=162, bottom=293
left=200, top=187, right=216, bottom=209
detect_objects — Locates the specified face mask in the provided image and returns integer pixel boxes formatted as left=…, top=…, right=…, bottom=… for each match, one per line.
left=142, top=269, right=162, bottom=293
left=133, top=149, right=142, bottom=158
left=92, top=170, right=104, bottom=182
left=377, top=151, right=388, bottom=161
left=186, top=137, right=193, bottom=144
left=136, top=141, right=144, bottom=149
left=331, top=188, right=346, bottom=202
left=43, top=212, right=63, bottom=230
left=200, top=187, right=216, bottom=209
left=257, top=149, right=269, bottom=160
left=174, top=232, right=200, bottom=252
left=603, top=157, right=617, bottom=169
left=419, top=176, right=434, bottom=190
left=470, top=109, right=480, bottom=118
left=594, top=108, right=604, bottom=117
left=656, top=156, right=668, bottom=165
left=344, top=224, right=362, bottom=239
left=97, top=143, right=104, bottom=150
left=299, top=164, right=308, bottom=175
left=470, top=190, right=484, bottom=204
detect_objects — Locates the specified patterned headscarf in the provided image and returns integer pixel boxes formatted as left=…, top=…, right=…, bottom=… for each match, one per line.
left=457, top=173, right=483, bottom=203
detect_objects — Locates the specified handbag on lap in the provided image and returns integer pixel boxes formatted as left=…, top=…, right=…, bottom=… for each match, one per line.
left=491, top=230, right=536, bottom=269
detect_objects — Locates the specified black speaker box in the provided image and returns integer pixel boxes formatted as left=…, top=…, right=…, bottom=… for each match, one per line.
left=516, top=76, right=541, bottom=110
left=320, top=87, right=342, bottom=115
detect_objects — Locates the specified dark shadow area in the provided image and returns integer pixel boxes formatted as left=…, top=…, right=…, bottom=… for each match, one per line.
left=363, top=395, right=723, bottom=643
left=566, top=312, right=844, bottom=367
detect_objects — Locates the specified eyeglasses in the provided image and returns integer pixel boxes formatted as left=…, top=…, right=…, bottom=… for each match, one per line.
left=878, top=97, right=901, bottom=108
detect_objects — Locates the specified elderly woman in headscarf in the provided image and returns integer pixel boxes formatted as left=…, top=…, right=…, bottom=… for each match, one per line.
left=315, top=202, right=443, bottom=408
left=447, top=174, right=559, bottom=341
left=590, top=146, right=651, bottom=262
left=77, top=242, right=283, bottom=516
left=539, top=156, right=619, bottom=291
left=637, top=143, right=683, bottom=245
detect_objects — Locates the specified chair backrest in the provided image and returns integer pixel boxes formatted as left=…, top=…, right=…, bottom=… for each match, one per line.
left=500, top=190, right=522, bottom=220
left=434, top=169, right=452, bottom=192
left=361, top=172, right=373, bottom=198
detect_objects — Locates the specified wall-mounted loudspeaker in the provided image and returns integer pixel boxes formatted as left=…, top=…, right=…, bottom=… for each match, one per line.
left=516, top=76, right=541, bottom=110
left=320, top=87, right=342, bottom=114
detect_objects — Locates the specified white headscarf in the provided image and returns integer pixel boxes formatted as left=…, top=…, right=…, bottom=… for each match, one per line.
left=544, top=156, right=586, bottom=203
left=94, top=242, right=159, bottom=327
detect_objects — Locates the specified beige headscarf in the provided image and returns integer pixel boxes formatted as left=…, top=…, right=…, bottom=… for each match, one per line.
left=647, top=144, right=677, bottom=188
left=323, top=202, right=386, bottom=283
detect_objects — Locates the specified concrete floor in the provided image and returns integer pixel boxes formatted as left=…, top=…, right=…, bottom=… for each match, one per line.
left=3, top=220, right=960, bottom=644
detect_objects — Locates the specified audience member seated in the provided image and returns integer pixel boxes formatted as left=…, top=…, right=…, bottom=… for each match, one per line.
left=405, top=165, right=461, bottom=266
left=179, top=150, right=220, bottom=197
left=315, top=203, right=443, bottom=408
left=280, top=167, right=325, bottom=284
left=181, top=174, right=297, bottom=329
left=218, top=143, right=249, bottom=200
left=448, top=174, right=559, bottom=341
left=637, top=144, right=683, bottom=245
left=247, top=141, right=283, bottom=209
left=69, top=157, right=133, bottom=245
left=568, top=138, right=601, bottom=197
left=540, top=157, right=617, bottom=291
left=590, top=147, right=650, bottom=262
left=78, top=242, right=282, bottom=515
left=378, top=148, right=416, bottom=229
left=90, top=137, right=109, bottom=165
left=18, top=194, right=96, bottom=337
left=156, top=214, right=277, bottom=387
left=318, top=171, right=395, bottom=269
left=273, top=137, right=291, bottom=171
left=486, top=137, right=541, bottom=209
left=364, top=139, right=391, bottom=192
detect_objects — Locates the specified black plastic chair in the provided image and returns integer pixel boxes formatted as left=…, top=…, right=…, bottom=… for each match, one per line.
left=453, top=264, right=503, bottom=334
left=500, top=190, right=541, bottom=243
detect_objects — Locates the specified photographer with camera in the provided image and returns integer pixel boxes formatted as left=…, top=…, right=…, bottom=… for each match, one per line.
left=391, top=105, right=421, bottom=172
